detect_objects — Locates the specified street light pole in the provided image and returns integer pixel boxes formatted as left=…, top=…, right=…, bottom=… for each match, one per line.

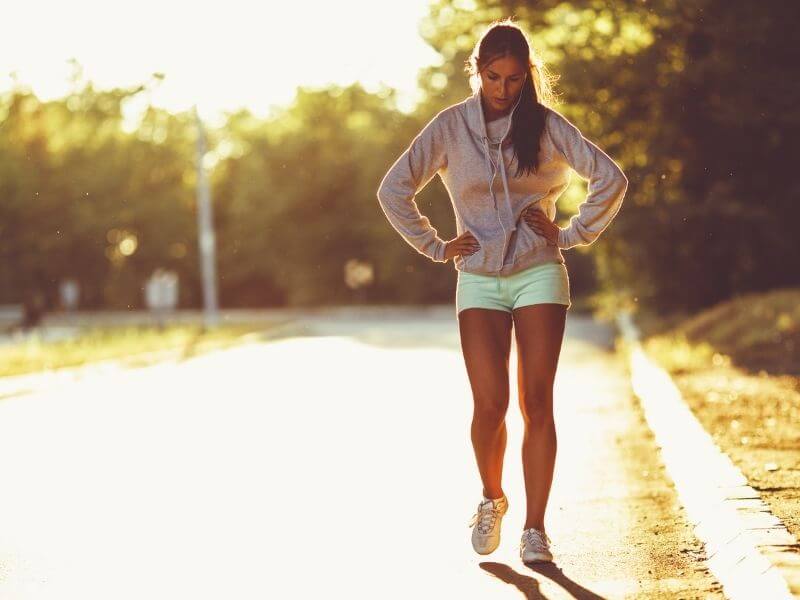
left=194, top=105, right=219, bottom=328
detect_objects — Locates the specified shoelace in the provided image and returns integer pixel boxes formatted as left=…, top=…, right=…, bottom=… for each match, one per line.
left=468, top=499, right=504, bottom=534
left=522, top=528, right=552, bottom=549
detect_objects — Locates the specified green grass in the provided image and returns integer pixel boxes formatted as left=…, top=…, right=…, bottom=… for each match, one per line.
left=0, top=323, right=286, bottom=378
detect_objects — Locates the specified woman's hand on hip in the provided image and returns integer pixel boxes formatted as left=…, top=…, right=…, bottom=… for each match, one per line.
left=523, top=206, right=560, bottom=246
left=444, top=231, right=480, bottom=262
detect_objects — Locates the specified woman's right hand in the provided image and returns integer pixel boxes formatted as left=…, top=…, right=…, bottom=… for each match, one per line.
left=444, top=230, right=481, bottom=262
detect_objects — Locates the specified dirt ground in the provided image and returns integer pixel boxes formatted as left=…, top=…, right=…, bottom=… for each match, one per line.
left=662, top=365, right=800, bottom=547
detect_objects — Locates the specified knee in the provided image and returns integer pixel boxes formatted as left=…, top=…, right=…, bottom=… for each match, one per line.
left=520, top=385, right=554, bottom=427
left=472, top=397, right=509, bottom=428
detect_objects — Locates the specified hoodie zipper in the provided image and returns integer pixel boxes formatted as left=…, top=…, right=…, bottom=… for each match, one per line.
left=479, top=93, right=523, bottom=270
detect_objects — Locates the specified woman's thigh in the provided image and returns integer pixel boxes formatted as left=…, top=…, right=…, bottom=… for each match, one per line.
left=512, top=304, right=567, bottom=417
left=457, top=308, right=513, bottom=410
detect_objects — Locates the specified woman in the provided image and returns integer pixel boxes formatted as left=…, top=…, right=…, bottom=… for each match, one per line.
left=376, top=19, right=628, bottom=564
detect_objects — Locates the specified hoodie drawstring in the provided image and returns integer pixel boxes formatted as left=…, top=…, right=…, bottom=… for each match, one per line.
left=482, top=133, right=507, bottom=252
left=481, top=91, right=524, bottom=235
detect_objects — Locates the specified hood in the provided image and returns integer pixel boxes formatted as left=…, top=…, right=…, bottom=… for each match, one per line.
left=464, top=89, right=525, bottom=236
left=464, top=88, right=522, bottom=141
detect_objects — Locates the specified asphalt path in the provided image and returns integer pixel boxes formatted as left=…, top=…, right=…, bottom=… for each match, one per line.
left=0, top=307, right=723, bottom=598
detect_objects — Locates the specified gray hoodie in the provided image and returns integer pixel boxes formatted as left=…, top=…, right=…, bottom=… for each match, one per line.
left=376, top=89, right=628, bottom=276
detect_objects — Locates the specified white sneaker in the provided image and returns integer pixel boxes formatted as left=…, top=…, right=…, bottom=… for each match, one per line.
left=468, top=494, right=508, bottom=555
left=520, top=527, right=553, bottom=563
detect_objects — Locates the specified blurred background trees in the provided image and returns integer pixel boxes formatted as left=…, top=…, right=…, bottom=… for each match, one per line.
left=1, top=0, right=797, bottom=313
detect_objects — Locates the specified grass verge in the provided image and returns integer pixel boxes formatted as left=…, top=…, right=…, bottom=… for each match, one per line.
left=0, top=322, right=292, bottom=378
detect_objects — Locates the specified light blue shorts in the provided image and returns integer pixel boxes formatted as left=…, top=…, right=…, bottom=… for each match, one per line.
left=456, top=261, right=571, bottom=315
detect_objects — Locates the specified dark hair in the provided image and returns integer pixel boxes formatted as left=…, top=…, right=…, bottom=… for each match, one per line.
left=465, top=19, right=558, bottom=177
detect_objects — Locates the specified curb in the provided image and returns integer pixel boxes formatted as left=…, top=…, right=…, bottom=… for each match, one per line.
left=616, top=310, right=800, bottom=599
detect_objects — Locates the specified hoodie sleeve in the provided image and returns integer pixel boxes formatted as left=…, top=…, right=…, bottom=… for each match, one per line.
left=376, top=112, right=449, bottom=263
left=546, top=109, right=628, bottom=251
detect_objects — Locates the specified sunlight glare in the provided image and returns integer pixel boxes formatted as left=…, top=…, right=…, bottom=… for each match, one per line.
left=1, top=0, right=440, bottom=129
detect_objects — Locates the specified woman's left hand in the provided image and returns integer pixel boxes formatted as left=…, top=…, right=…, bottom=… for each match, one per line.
left=522, top=206, right=560, bottom=246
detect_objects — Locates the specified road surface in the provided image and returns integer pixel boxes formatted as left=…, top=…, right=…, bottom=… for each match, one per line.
left=0, top=307, right=722, bottom=598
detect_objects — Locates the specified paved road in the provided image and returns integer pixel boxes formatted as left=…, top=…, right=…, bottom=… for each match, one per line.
left=0, top=307, right=722, bottom=598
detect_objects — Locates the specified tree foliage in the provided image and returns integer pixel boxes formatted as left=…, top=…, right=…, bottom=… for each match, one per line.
left=1, top=1, right=796, bottom=313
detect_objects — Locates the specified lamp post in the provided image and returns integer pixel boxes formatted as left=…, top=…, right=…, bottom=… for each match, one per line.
left=194, top=105, right=219, bottom=328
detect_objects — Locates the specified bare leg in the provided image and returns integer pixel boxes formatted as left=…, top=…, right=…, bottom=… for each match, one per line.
left=512, top=303, right=567, bottom=533
left=458, top=308, right=513, bottom=500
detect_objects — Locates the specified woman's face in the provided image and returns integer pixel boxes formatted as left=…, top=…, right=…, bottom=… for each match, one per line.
left=479, top=54, right=527, bottom=114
